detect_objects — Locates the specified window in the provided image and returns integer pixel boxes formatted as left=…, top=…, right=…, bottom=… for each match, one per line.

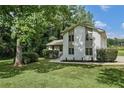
left=52, top=46, right=54, bottom=50
left=86, top=34, right=89, bottom=40
left=86, top=48, right=92, bottom=55
left=86, top=33, right=93, bottom=41
left=69, top=48, right=71, bottom=54
left=71, top=48, right=74, bottom=54
left=89, top=33, right=93, bottom=40
left=60, top=46, right=62, bottom=51
left=69, top=34, right=74, bottom=42
left=69, top=48, right=74, bottom=55
left=69, top=35, right=71, bottom=41
left=72, top=35, right=74, bottom=41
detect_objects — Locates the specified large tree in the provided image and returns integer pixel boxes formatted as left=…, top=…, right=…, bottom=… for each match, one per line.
left=0, top=5, right=94, bottom=67
left=0, top=6, right=43, bottom=67
left=0, top=6, right=66, bottom=66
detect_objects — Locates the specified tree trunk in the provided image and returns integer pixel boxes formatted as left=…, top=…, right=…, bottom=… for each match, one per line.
left=14, top=39, right=22, bottom=67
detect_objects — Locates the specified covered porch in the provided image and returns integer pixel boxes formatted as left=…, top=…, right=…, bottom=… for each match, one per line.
left=46, top=40, right=63, bottom=58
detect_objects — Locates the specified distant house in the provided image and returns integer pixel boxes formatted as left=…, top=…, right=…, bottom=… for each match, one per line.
left=118, top=41, right=124, bottom=46
left=47, top=23, right=107, bottom=61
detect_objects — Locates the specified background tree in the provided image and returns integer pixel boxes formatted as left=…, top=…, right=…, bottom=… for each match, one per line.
left=0, top=26, right=15, bottom=59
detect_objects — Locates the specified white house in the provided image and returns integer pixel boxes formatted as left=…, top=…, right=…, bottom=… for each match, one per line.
left=47, top=23, right=107, bottom=61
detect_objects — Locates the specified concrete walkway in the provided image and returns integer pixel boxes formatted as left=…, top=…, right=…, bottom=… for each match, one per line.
left=49, top=56, right=124, bottom=65
left=116, top=56, right=124, bottom=63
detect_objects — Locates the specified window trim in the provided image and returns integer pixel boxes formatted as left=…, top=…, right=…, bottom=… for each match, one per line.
left=86, top=48, right=93, bottom=55
left=69, top=35, right=71, bottom=42
left=68, top=34, right=74, bottom=42
left=72, top=35, right=74, bottom=41
left=69, top=48, right=74, bottom=55
left=86, top=34, right=89, bottom=40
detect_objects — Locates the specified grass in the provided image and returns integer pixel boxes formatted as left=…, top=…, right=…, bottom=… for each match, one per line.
left=0, top=59, right=124, bottom=87
left=118, top=50, right=124, bottom=56
left=117, top=46, right=124, bottom=56
left=108, top=46, right=124, bottom=56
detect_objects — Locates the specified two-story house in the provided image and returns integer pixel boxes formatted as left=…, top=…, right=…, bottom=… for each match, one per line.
left=47, top=23, right=107, bottom=61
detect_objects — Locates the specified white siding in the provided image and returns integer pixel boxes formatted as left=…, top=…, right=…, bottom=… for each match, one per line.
left=74, top=26, right=85, bottom=60
left=92, top=31, right=101, bottom=49
left=92, top=31, right=107, bottom=60
left=60, top=32, right=68, bottom=60
left=61, top=26, right=86, bottom=60
left=92, top=31, right=101, bottom=60
left=101, top=33, right=107, bottom=48
left=60, top=26, right=107, bottom=61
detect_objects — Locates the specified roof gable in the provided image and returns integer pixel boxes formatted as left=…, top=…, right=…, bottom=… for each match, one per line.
left=61, top=22, right=106, bottom=36
left=61, top=22, right=94, bottom=34
left=47, top=40, right=63, bottom=46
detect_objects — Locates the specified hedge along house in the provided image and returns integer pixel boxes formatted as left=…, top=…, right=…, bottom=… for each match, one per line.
left=60, top=23, right=107, bottom=61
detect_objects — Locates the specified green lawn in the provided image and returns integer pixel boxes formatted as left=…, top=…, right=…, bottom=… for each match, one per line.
left=118, top=50, right=124, bottom=56
left=116, top=47, right=124, bottom=56
left=0, top=59, right=124, bottom=88
left=108, top=46, right=124, bottom=56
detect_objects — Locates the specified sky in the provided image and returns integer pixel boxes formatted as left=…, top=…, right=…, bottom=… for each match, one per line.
left=85, top=5, right=124, bottom=38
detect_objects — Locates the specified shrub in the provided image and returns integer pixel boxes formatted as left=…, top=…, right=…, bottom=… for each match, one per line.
left=22, top=52, right=39, bottom=64
left=97, top=48, right=118, bottom=62
left=42, top=49, right=59, bottom=59
left=42, top=49, right=49, bottom=58
left=0, top=47, right=14, bottom=59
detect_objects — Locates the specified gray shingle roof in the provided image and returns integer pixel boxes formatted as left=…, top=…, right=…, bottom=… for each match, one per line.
left=47, top=40, right=63, bottom=46
left=61, top=22, right=106, bottom=35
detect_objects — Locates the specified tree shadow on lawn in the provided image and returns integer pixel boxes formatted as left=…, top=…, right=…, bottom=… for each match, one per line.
left=0, top=59, right=102, bottom=79
left=97, top=68, right=124, bottom=88
left=0, top=60, right=66, bottom=78
left=24, top=61, right=102, bottom=73
left=0, top=62, right=22, bottom=78
left=25, top=61, right=65, bottom=73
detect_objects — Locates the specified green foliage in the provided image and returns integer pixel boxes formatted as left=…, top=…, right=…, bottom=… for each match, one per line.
left=49, top=36, right=57, bottom=42
left=107, top=38, right=124, bottom=47
left=0, top=46, right=14, bottom=59
left=69, top=6, right=93, bottom=25
left=42, top=49, right=59, bottom=59
left=22, top=52, right=39, bottom=64
left=0, top=26, right=16, bottom=59
left=97, top=48, right=118, bottom=62
left=0, top=5, right=94, bottom=59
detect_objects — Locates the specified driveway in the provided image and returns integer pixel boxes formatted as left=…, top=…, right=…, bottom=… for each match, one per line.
left=49, top=56, right=124, bottom=65
left=116, top=56, right=124, bottom=63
